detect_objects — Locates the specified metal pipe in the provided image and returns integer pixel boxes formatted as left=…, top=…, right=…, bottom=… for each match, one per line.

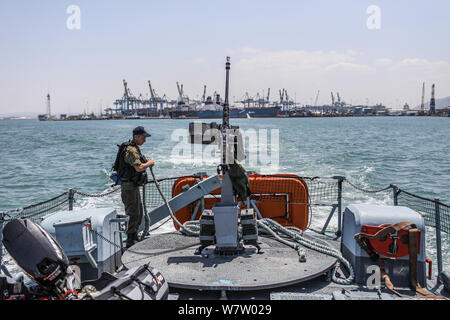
left=321, top=204, right=338, bottom=234
left=222, top=57, right=231, bottom=166
left=336, top=176, right=344, bottom=237
left=68, top=189, right=75, bottom=211
left=0, top=214, right=12, bottom=277
left=392, top=185, right=399, bottom=206
left=142, top=184, right=150, bottom=237
left=0, top=213, right=4, bottom=274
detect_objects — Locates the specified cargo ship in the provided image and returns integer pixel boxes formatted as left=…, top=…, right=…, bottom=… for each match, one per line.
left=196, top=106, right=281, bottom=118
left=196, top=95, right=281, bottom=118
left=167, top=101, right=198, bottom=119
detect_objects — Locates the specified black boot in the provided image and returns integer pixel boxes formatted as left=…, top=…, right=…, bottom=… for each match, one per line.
left=126, top=233, right=138, bottom=248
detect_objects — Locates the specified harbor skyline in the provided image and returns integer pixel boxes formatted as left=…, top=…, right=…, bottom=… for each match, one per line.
left=1, top=1, right=450, bottom=115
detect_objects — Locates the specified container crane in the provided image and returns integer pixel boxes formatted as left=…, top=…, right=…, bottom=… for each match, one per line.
left=123, top=79, right=129, bottom=98
left=148, top=81, right=155, bottom=100
left=176, top=82, right=182, bottom=98
left=314, top=90, right=320, bottom=107
left=430, top=84, right=436, bottom=115
left=202, top=85, right=207, bottom=103
left=421, top=82, right=425, bottom=111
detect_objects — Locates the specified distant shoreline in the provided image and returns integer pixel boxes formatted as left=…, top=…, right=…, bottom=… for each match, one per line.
left=1, top=114, right=449, bottom=121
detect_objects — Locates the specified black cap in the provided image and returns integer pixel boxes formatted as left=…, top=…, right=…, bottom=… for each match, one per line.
left=133, top=126, right=151, bottom=137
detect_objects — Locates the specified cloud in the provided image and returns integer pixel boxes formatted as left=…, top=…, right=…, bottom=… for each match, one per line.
left=190, top=57, right=207, bottom=63
left=234, top=48, right=378, bottom=80
left=227, top=48, right=450, bottom=108
left=389, top=58, right=450, bottom=75
left=324, top=62, right=376, bottom=74
left=236, top=49, right=362, bottom=73
left=375, top=58, right=393, bottom=67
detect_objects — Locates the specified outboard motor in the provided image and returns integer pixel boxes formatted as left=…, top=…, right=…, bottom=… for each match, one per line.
left=2, top=219, right=80, bottom=299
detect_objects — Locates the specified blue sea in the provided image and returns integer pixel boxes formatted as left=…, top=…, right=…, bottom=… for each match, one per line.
left=1, top=117, right=449, bottom=210
left=0, top=117, right=448, bottom=273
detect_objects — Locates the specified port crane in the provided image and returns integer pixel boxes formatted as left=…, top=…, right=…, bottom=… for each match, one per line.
left=314, top=90, right=320, bottom=107
left=176, top=82, right=182, bottom=99
left=174, top=82, right=191, bottom=106
left=123, top=79, right=129, bottom=98
left=254, top=88, right=271, bottom=108
left=239, top=92, right=255, bottom=108
left=148, top=80, right=167, bottom=116
left=202, top=85, right=207, bottom=103
left=148, top=80, right=156, bottom=100
left=421, top=82, right=425, bottom=111
left=284, top=89, right=294, bottom=110
left=108, top=79, right=168, bottom=117
left=278, top=89, right=285, bottom=111
left=430, top=84, right=436, bottom=115
left=114, top=79, right=139, bottom=115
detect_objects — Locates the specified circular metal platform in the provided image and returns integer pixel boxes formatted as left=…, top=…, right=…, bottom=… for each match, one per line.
left=122, top=232, right=337, bottom=291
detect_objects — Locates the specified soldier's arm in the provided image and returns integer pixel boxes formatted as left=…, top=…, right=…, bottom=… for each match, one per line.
left=134, top=160, right=154, bottom=172
left=124, top=147, right=154, bottom=172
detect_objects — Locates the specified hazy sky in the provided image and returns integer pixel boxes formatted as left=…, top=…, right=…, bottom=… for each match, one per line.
left=1, top=0, right=449, bottom=115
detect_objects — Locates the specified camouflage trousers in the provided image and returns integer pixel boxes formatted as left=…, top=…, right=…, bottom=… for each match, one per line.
left=121, top=182, right=143, bottom=236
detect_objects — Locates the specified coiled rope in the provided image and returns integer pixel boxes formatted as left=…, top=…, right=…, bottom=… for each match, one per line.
left=149, top=167, right=354, bottom=285
left=257, top=218, right=354, bottom=285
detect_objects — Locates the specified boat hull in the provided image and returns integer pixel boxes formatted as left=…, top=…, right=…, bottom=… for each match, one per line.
left=197, top=107, right=281, bottom=118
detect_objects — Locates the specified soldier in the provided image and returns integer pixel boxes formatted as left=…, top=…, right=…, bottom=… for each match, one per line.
left=115, top=126, right=155, bottom=248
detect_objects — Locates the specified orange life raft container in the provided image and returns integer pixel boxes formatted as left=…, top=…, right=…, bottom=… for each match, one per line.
left=171, top=174, right=309, bottom=230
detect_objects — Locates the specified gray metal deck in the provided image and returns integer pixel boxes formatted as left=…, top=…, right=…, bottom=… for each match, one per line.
left=122, top=231, right=449, bottom=300
left=122, top=232, right=337, bottom=291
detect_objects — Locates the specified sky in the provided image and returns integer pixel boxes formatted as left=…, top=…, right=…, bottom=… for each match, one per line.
left=1, top=0, right=449, bottom=115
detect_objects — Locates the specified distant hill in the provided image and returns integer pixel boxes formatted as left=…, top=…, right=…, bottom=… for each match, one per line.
left=414, top=96, right=450, bottom=110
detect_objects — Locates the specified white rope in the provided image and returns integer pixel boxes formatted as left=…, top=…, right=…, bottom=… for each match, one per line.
left=150, top=167, right=199, bottom=236
left=258, top=218, right=354, bottom=285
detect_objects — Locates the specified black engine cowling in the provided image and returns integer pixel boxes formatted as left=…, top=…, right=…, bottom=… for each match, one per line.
left=2, top=218, right=69, bottom=288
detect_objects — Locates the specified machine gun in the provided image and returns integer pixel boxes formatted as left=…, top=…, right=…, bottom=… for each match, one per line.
left=187, top=57, right=256, bottom=255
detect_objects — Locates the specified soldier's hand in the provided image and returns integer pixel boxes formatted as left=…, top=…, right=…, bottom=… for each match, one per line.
left=146, top=160, right=155, bottom=167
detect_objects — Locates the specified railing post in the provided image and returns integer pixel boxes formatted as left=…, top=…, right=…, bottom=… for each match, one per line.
left=434, top=199, right=443, bottom=281
left=142, top=184, right=150, bottom=237
left=392, top=185, right=399, bottom=206
left=68, top=189, right=75, bottom=211
left=0, top=213, right=4, bottom=274
left=0, top=213, right=12, bottom=277
left=333, top=176, right=344, bottom=237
